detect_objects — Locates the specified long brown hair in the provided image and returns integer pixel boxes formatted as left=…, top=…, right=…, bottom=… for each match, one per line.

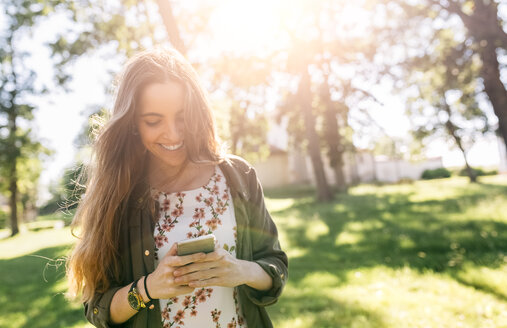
left=66, top=47, right=227, bottom=303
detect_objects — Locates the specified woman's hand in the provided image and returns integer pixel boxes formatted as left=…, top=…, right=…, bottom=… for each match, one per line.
left=147, top=243, right=206, bottom=299
left=171, top=248, right=248, bottom=288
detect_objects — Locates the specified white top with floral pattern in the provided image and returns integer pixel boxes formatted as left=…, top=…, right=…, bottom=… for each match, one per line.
left=151, top=165, right=247, bottom=328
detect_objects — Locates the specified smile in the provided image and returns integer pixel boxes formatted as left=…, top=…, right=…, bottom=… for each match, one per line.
left=159, top=141, right=184, bottom=151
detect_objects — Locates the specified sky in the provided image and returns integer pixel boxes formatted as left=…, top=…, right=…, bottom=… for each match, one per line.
left=3, top=1, right=506, bottom=205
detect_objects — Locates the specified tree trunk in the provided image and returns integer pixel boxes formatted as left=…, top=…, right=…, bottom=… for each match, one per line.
left=324, top=102, right=347, bottom=191
left=8, top=110, right=19, bottom=236
left=230, top=99, right=248, bottom=155
left=320, top=79, right=347, bottom=192
left=333, top=165, right=347, bottom=191
left=443, top=102, right=477, bottom=183
left=299, top=69, right=333, bottom=202
left=478, top=41, right=507, bottom=153
left=155, top=0, right=187, bottom=55
left=443, top=1, right=507, bottom=153
left=454, top=134, right=477, bottom=183
left=9, top=166, right=19, bottom=237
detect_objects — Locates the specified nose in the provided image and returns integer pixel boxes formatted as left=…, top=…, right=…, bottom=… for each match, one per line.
left=163, top=120, right=183, bottom=142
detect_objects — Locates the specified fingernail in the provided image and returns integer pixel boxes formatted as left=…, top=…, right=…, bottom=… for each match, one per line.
left=173, top=271, right=179, bottom=276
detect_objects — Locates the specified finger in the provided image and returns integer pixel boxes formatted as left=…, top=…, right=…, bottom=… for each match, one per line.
left=164, top=243, right=177, bottom=257
left=174, top=268, right=220, bottom=285
left=169, top=252, right=207, bottom=267
left=195, top=249, right=225, bottom=262
left=171, top=275, right=195, bottom=287
left=189, top=277, right=221, bottom=288
left=173, top=261, right=217, bottom=277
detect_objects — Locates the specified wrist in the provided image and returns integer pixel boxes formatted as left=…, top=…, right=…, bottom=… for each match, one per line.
left=137, top=276, right=149, bottom=303
left=239, top=260, right=254, bottom=286
left=240, top=260, right=273, bottom=291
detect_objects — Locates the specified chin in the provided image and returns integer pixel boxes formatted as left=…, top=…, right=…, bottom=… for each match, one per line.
left=161, top=158, right=187, bottom=168
left=150, top=151, right=187, bottom=168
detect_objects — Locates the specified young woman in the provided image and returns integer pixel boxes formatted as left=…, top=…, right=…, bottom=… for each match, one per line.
left=65, top=47, right=288, bottom=328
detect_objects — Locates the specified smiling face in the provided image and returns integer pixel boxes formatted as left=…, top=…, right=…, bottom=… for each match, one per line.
left=136, top=80, right=187, bottom=170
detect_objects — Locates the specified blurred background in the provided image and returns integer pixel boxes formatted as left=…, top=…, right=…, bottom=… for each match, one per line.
left=0, top=0, right=506, bottom=327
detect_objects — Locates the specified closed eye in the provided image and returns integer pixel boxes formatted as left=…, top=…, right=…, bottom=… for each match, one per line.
left=145, top=121, right=160, bottom=126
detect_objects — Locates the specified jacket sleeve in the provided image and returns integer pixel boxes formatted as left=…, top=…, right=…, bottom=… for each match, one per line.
left=240, top=164, right=289, bottom=307
left=83, top=284, right=126, bottom=328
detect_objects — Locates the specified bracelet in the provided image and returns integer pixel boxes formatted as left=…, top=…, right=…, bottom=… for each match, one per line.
left=144, top=273, right=155, bottom=301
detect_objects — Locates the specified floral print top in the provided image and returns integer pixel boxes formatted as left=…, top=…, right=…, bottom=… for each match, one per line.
left=151, top=165, right=247, bottom=328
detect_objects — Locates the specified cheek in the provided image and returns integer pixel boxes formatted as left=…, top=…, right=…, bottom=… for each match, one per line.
left=138, top=126, right=160, bottom=144
left=175, top=122, right=185, bottom=137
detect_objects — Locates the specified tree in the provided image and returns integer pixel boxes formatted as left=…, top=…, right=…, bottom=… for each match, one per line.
left=299, top=66, right=334, bottom=201
left=405, top=28, right=489, bottom=182
left=276, top=1, right=383, bottom=199
left=384, top=0, right=507, bottom=152
left=208, top=54, right=275, bottom=164
left=318, top=79, right=348, bottom=192
left=431, top=0, right=507, bottom=152
left=49, top=0, right=388, bottom=203
left=154, top=0, right=187, bottom=55
left=0, top=0, right=58, bottom=236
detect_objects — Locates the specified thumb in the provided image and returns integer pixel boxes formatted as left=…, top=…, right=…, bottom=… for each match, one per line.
left=167, top=242, right=178, bottom=256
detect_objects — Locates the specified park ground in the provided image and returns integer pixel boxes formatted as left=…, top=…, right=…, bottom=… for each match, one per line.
left=0, top=175, right=506, bottom=327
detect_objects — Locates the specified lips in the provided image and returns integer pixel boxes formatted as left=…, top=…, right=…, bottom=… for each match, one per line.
left=159, top=140, right=184, bottom=151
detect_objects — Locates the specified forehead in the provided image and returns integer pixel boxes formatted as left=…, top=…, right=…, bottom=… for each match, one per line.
left=137, top=81, right=184, bottom=116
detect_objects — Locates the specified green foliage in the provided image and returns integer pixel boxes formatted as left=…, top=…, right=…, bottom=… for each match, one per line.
left=458, top=167, right=497, bottom=177
left=373, top=136, right=406, bottom=159
left=421, top=168, right=451, bottom=180
left=208, top=55, right=274, bottom=163
left=0, top=0, right=66, bottom=231
left=405, top=28, right=489, bottom=150
left=228, top=100, right=271, bottom=163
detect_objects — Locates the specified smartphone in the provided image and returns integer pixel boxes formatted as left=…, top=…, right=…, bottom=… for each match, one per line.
left=177, top=234, right=216, bottom=256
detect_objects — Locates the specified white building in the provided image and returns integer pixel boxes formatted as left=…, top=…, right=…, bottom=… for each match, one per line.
left=253, top=147, right=444, bottom=188
left=252, top=116, right=445, bottom=188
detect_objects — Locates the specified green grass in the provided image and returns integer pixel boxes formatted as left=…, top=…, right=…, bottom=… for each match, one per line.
left=1, top=175, right=506, bottom=327
left=264, top=175, right=507, bottom=328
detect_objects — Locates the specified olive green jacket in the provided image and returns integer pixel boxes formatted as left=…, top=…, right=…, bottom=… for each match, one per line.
left=83, top=154, right=288, bottom=327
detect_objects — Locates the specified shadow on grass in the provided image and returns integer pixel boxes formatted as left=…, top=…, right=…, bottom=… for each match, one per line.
left=273, top=179, right=507, bottom=302
left=450, top=272, right=507, bottom=302
left=0, top=245, right=84, bottom=328
left=269, top=292, right=389, bottom=328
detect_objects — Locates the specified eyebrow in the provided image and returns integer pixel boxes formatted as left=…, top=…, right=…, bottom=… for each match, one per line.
left=140, top=110, right=184, bottom=117
left=140, top=112, right=163, bottom=117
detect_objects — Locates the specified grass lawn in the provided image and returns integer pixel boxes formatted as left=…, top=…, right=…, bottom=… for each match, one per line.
left=1, top=175, right=506, bottom=327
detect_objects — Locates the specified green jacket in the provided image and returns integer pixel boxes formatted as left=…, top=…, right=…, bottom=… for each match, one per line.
left=83, top=154, right=289, bottom=327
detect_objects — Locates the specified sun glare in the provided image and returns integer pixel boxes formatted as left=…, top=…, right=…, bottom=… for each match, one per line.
left=206, top=0, right=377, bottom=57
left=208, top=0, right=291, bottom=55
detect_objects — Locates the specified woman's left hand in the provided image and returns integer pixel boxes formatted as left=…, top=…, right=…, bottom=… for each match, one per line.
left=171, top=248, right=249, bottom=288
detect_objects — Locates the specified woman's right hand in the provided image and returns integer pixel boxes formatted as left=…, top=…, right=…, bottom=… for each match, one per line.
left=147, top=242, right=206, bottom=299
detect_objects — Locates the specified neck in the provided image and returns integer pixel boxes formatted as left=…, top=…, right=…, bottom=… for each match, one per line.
left=147, top=155, right=192, bottom=190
